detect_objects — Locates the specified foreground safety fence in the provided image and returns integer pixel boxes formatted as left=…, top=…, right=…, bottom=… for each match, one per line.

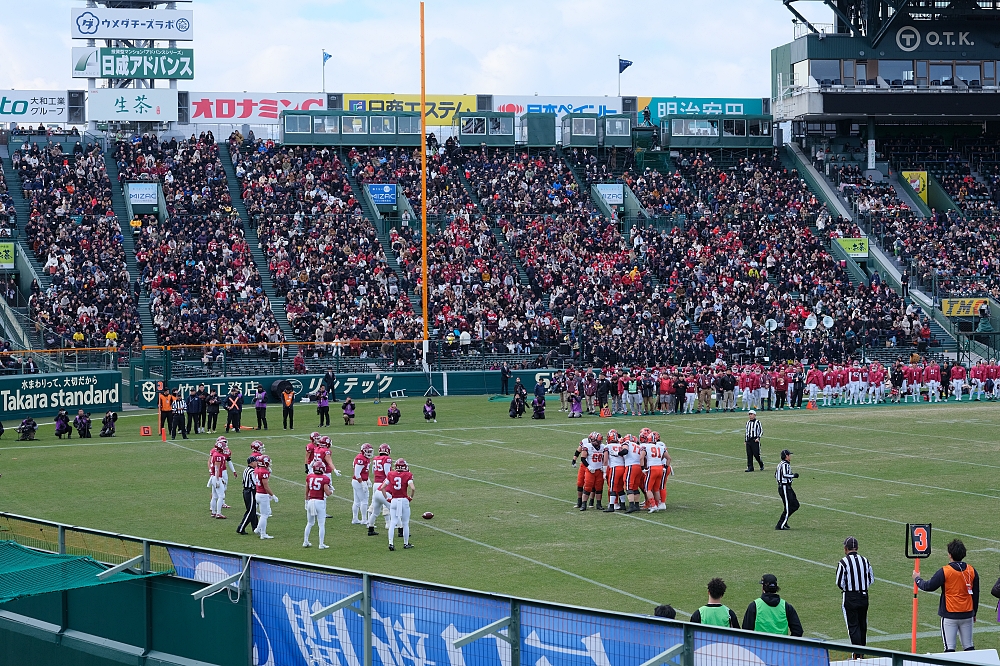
left=0, top=512, right=971, bottom=666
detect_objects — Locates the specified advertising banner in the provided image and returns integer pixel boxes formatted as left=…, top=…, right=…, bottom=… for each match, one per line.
left=167, top=547, right=242, bottom=584
left=902, top=170, right=928, bottom=204
left=188, top=92, right=325, bottom=123
left=867, top=139, right=876, bottom=170
left=127, top=182, right=158, bottom=206
left=72, top=47, right=194, bottom=80
left=87, top=88, right=177, bottom=122
left=371, top=580, right=510, bottom=666
left=344, top=93, right=475, bottom=126
left=834, top=237, right=869, bottom=259
left=520, top=605, right=685, bottom=666
left=0, top=242, right=16, bottom=270
left=133, top=372, right=432, bottom=408
left=251, top=561, right=365, bottom=666
left=596, top=184, right=624, bottom=205
left=0, top=91, right=68, bottom=123
left=71, top=7, right=194, bottom=40
left=494, top=95, right=621, bottom=120
left=368, top=184, right=397, bottom=205
left=0, top=370, right=121, bottom=421
left=636, top=96, right=765, bottom=126
left=941, top=298, right=989, bottom=317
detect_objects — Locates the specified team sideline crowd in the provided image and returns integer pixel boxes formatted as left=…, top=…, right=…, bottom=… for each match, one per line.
left=511, top=356, right=994, bottom=418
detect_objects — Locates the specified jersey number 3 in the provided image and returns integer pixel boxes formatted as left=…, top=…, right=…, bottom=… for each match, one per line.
left=393, top=477, right=403, bottom=490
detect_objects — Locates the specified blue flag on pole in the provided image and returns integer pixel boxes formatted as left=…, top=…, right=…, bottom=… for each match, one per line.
left=705, top=333, right=715, bottom=347
left=619, top=58, right=633, bottom=74
left=323, top=50, right=332, bottom=64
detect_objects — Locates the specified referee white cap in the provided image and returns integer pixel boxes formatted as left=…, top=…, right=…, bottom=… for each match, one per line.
left=748, top=409, right=757, bottom=416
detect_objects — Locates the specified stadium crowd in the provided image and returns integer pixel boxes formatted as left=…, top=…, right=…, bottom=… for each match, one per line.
left=16, top=140, right=141, bottom=350
left=125, top=132, right=282, bottom=347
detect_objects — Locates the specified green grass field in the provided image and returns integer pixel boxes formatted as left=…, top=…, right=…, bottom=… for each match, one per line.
left=2, top=396, right=1000, bottom=655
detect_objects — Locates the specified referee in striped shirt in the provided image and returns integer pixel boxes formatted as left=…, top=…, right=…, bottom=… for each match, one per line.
left=744, top=410, right=764, bottom=472
left=237, top=457, right=259, bottom=535
left=836, top=536, right=873, bottom=656
left=775, top=449, right=799, bottom=529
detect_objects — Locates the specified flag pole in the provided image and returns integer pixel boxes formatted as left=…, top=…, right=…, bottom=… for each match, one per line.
left=617, top=54, right=620, bottom=97
left=420, top=2, right=428, bottom=344
left=322, top=50, right=325, bottom=93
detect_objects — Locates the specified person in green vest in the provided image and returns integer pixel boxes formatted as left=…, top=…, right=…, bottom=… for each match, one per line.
left=690, top=578, right=740, bottom=628
left=741, top=574, right=803, bottom=636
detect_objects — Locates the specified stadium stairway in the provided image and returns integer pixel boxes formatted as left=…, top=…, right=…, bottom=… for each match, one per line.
left=338, top=154, right=423, bottom=323
left=217, top=142, right=296, bottom=342
left=555, top=145, right=591, bottom=201
left=456, top=168, right=485, bottom=212
left=103, top=151, right=158, bottom=348
left=0, top=154, right=48, bottom=289
left=489, top=227, right=531, bottom=289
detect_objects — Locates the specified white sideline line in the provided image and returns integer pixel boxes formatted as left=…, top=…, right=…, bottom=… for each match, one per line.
left=319, top=442, right=921, bottom=593
left=866, top=624, right=1000, bottom=644
left=162, top=439, right=676, bottom=613
left=461, top=434, right=1000, bottom=547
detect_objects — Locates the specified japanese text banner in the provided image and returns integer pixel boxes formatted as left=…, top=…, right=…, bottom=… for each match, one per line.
left=252, top=561, right=365, bottom=666
left=344, top=94, right=476, bottom=126
left=188, top=92, right=325, bottom=124
left=72, top=47, right=194, bottom=80
left=0, top=91, right=69, bottom=123
left=71, top=7, right=193, bottom=40
left=87, top=88, right=177, bottom=122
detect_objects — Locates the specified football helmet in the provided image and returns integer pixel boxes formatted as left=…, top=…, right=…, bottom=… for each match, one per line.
left=250, top=440, right=264, bottom=453
left=588, top=431, right=601, bottom=443
left=310, top=431, right=321, bottom=442
left=361, top=443, right=374, bottom=457
left=378, top=443, right=391, bottom=455
left=259, top=456, right=271, bottom=468
left=651, top=431, right=660, bottom=443
left=607, top=429, right=620, bottom=443
left=394, top=458, right=408, bottom=471
left=310, top=461, right=326, bottom=474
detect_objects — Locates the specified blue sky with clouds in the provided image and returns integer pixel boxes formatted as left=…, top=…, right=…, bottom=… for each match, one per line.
left=0, top=0, right=834, bottom=97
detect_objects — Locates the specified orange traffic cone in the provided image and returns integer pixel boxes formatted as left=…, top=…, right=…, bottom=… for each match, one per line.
left=807, top=400, right=817, bottom=410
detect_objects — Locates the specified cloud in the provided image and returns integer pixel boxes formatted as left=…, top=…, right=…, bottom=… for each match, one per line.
left=0, top=0, right=835, bottom=98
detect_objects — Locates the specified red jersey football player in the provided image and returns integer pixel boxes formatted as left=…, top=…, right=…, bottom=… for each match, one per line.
left=304, top=432, right=322, bottom=473
left=254, top=456, right=278, bottom=539
left=379, top=458, right=415, bottom=551
left=579, top=432, right=604, bottom=512
left=572, top=433, right=598, bottom=508
left=209, top=438, right=228, bottom=518
left=367, top=443, right=393, bottom=535
left=351, top=443, right=373, bottom=525
left=304, top=461, right=332, bottom=549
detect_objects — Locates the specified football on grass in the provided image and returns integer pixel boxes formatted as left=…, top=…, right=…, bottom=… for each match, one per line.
left=422, top=512, right=434, bottom=520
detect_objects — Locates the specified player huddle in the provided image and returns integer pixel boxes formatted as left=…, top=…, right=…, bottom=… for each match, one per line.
left=572, top=428, right=672, bottom=514
left=208, top=433, right=417, bottom=551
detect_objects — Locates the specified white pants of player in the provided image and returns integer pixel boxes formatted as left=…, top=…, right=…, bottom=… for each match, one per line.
left=973, top=378, right=984, bottom=400
left=368, top=490, right=391, bottom=529
left=389, top=497, right=411, bottom=546
left=927, top=380, right=940, bottom=402
left=952, top=379, right=965, bottom=400
left=822, top=385, right=832, bottom=406
left=740, top=388, right=751, bottom=410
left=867, top=382, right=877, bottom=403
left=875, top=382, right=885, bottom=403
left=304, top=499, right=327, bottom=546
left=684, top=393, right=696, bottom=413
left=807, top=384, right=818, bottom=403
left=351, top=479, right=370, bottom=524
left=210, top=476, right=225, bottom=515
left=255, top=493, right=272, bottom=537
left=758, top=388, right=769, bottom=409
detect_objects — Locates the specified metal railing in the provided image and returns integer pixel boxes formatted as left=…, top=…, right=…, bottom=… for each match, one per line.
left=0, top=511, right=974, bottom=666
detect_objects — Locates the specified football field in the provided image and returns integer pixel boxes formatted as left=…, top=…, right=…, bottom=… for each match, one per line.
left=2, top=396, right=999, bottom=656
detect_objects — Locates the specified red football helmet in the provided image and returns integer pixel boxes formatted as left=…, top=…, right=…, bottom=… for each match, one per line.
left=607, top=429, right=620, bottom=443
left=250, top=440, right=264, bottom=453
left=394, top=458, right=408, bottom=472
left=361, top=443, right=374, bottom=457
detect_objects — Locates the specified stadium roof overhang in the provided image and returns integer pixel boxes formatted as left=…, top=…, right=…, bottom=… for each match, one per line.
left=773, top=90, right=1000, bottom=122
left=0, top=540, right=167, bottom=605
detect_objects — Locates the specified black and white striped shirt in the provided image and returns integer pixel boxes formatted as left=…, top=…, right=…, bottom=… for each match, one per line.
left=775, top=460, right=795, bottom=485
left=242, top=465, right=256, bottom=490
left=171, top=398, right=187, bottom=415
left=746, top=419, right=762, bottom=441
left=836, top=552, right=873, bottom=593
